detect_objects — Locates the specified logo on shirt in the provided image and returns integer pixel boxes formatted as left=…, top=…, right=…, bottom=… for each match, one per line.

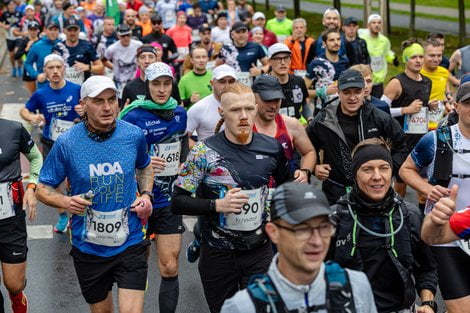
left=66, top=96, right=73, bottom=103
left=89, top=162, right=123, bottom=176
left=145, top=120, right=161, bottom=127
left=175, top=116, right=180, bottom=123
left=255, top=155, right=268, bottom=159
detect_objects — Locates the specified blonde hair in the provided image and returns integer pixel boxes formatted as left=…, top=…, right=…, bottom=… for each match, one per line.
left=350, top=64, right=372, bottom=77
left=215, top=82, right=253, bottom=134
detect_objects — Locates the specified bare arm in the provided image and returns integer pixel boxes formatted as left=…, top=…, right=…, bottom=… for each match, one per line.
left=20, top=106, right=45, bottom=124
left=136, top=163, right=154, bottom=194
left=448, top=49, right=461, bottom=74
left=285, top=116, right=316, bottom=170
left=36, top=183, right=91, bottom=215
left=91, top=59, right=105, bottom=75
left=421, top=213, right=459, bottom=245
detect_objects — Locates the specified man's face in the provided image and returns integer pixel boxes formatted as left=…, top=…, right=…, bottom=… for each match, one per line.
left=46, top=26, right=59, bottom=40
left=255, top=94, right=281, bottom=121
left=28, top=27, right=40, bottom=37
left=232, top=28, right=248, bottom=46
left=193, top=7, right=201, bottom=16
left=363, top=74, right=373, bottom=98
left=211, top=76, right=236, bottom=99
left=95, top=3, right=104, bottom=14
left=53, top=0, right=62, bottom=8
left=322, top=12, right=340, bottom=29
left=269, top=53, right=291, bottom=76
left=137, top=52, right=157, bottom=71
left=406, top=54, right=424, bottom=73
left=44, top=60, right=65, bottom=83
left=151, top=19, right=162, bottom=32
left=292, top=22, right=306, bottom=38
left=368, top=19, right=381, bottom=34
left=64, top=6, right=74, bottom=16
left=275, top=9, right=286, bottom=20
left=217, top=16, right=228, bottom=28
left=7, top=1, right=16, bottom=12
left=200, top=30, right=211, bottom=44
left=325, top=32, right=341, bottom=53
left=103, top=19, right=115, bottom=33
left=125, top=10, right=137, bottom=26
left=356, top=159, right=392, bottom=202
left=219, top=91, right=257, bottom=144
left=119, top=33, right=131, bottom=46
left=148, top=76, right=173, bottom=104
left=455, top=99, right=470, bottom=130
left=65, top=26, right=80, bottom=42
left=343, top=23, right=358, bottom=38
left=253, top=16, right=265, bottom=27
left=267, top=216, right=334, bottom=278
left=424, top=45, right=442, bottom=71
left=339, top=87, right=364, bottom=116
left=190, top=48, right=208, bottom=71
left=82, top=89, right=119, bottom=130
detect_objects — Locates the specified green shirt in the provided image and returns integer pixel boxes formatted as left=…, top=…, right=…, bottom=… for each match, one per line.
left=266, top=18, right=293, bottom=36
left=178, top=70, right=213, bottom=105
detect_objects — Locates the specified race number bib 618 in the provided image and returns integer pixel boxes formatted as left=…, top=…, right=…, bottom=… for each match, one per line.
left=225, top=187, right=267, bottom=231
left=151, top=142, right=181, bottom=177
left=85, top=207, right=129, bottom=247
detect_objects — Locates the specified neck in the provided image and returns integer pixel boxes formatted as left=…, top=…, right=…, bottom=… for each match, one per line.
left=272, top=71, right=289, bottom=84
left=326, top=50, right=339, bottom=62
left=193, top=67, right=206, bottom=75
left=458, top=121, right=470, bottom=140
left=255, top=115, right=277, bottom=134
left=340, top=105, right=358, bottom=117
left=404, top=68, right=421, bottom=81
left=50, top=79, right=66, bottom=89
left=224, top=129, right=253, bottom=145
left=66, top=39, right=78, bottom=47
left=234, top=41, right=247, bottom=48
left=139, top=72, right=145, bottom=81
left=346, top=35, right=356, bottom=41
left=423, top=64, right=436, bottom=73
left=277, top=256, right=319, bottom=286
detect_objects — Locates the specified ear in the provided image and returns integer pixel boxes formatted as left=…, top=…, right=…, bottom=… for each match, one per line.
left=218, top=106, right=224, bottom=117
left=265, top=222, right=280, bottom=245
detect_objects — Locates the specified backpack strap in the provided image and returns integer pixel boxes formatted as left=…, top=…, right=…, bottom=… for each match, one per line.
left=325, top=261, right=357, bottom=313
left=247, top=274, right=289, bottom=313
left=433, top=126, right=453, bottom=187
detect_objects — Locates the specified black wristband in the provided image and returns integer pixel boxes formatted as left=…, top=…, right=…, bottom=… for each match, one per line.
left=300, top=168, right=312, bottom=182
left=421, top=301, right=437, bottom=313
left=209, top=199, right=216, bottom=212
left=140, top=191, right=154, bottom=202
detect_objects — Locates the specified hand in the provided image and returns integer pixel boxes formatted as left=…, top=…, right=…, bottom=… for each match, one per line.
left=326, top=82, right=338, bottom=95
left=405, top=99, right=423, bottom=115
left=73, top=61, right=89, bottom=72
left=426, top=184, right=450, bottom=202
left=314, top=164, right=331, bottom=181
left=429, top=184, right=457, bottom=226
left=23, top=188, right=37, bottom=221
left=65, top=195, right=92, bottom=215
left=190, top=92, right=201, bottom=104
left=416, top=304, right=436, bottom=313
left=215, top=188, right=249, bottom=214
left=123, top=98, right=130, bottom=107
left=130, top=196, right=153, bottom=219
left=446, top=92, right=454, bottom=103
left=444, top=101, right=454, bottom=114
left=26, top=40, right=35, bottom=50
left=428, top=100, right=439, bottom=110
left=37, top=73, right=47, bottom=83
left=30, top=114, right=45, bottom=125
left=249, top=63, right=262, bottom=77
left=151, top=156, right=166, bottom=173
left=74, top=104, right=85, bottom=117
left=293, top=170, right=308, bottom=183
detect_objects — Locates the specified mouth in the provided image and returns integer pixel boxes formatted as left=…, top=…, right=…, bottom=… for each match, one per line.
left=369, top=184, right=384, bottom=190
left=304, top=250, right=322, bottom=260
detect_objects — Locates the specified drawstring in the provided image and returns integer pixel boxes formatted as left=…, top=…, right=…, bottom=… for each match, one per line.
left=350, top=213, right=358, bottom=256
left=388, top=206, right=398, bottom=258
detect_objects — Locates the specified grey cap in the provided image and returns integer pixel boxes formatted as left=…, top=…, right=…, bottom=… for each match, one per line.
left=338, top=69, right=365, bottom=91
left=270, top=182, right=331, bottom=225
left=252, top=75, right=285, bottom=101
left=456, top=82, right=470, bottom=103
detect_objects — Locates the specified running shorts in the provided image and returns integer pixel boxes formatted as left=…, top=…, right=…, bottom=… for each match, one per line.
left=0, top=217, right=28, bottom=263
left=146, top=206, right=184, bottom=236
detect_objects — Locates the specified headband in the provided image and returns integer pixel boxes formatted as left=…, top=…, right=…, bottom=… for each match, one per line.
left=402, top=43, right=424, bottom=63
left=351, top=144, right=392, bottom=175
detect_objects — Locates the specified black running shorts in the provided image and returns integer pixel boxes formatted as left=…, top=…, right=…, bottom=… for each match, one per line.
left=146, top=206, right=184, bottom=236
left=0, top=217, right=28, bottom=263
left=70, top=240, right=150, bottom=304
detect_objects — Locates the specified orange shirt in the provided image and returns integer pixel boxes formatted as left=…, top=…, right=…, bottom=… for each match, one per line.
left=285, top=36, right=314, bottom=72
left=136, top=20, right=152, bottom=36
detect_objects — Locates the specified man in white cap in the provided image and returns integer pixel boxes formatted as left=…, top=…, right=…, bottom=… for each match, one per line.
left=36, top=75, right=154, bottom=313
left=358, top=13, right=398, bottom=98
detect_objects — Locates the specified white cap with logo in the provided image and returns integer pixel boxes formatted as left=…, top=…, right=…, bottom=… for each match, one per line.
left=212, top=64, right=237, bottom=80
left=145, top=62, right=174, bottom=81
left=252, top=12, right=265, bottom=20
left=81, top=76, right=117, bottom=99
left=268, top=43, right=292, bottom=58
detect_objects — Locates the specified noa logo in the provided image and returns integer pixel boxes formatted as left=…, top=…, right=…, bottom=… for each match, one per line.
left=89, top=162, right=124, bottom=176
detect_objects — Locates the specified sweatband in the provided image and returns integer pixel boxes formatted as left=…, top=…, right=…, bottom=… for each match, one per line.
left=402, top=43, right=424, bottom=63
left=367, top=14, right=381, bottom=25
left=351, top=144, right=393, bottom=175
left=137, top=45, right=158, bottom=56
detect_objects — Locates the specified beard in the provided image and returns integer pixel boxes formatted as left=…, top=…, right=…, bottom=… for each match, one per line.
left=236, top=130, right=250, bottom=143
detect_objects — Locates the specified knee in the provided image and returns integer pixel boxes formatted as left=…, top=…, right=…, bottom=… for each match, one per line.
left=5, top=281, right=25, bottom=295
left=159, top=260, right=178, bottom=277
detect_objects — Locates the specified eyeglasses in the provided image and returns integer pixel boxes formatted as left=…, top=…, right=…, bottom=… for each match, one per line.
left=271, top=56, right=291, bottom=63
left=273, top=222, right=335, bottom=240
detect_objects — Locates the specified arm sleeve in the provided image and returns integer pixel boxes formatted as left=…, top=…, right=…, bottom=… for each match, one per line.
left=24, top=144, right=43, bottom=185
left=178, top=79, right=188, bottom=101
left=257, top=44, right=266, bottom=60
left=174, top=142, right=206, bottom=193
left=19, top=125, right=34, bottom=154
left=306, top=119, right=322, bottom=161
left=14, top=39, right=27, bottom=60
left=180, top=133, right=189, bottom=163
left=25, top=91, right=40, bottom=112
left=385, top=38, right=395, bottom=63
left=172, top=80, right=181, bottom=104
left=171, top=186, right=212, bottom=215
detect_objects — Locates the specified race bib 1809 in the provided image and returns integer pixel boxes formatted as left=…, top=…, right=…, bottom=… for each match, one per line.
left=85, top=207, right=129, bottom=247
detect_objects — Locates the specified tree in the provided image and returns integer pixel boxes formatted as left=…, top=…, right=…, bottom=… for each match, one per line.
left=333, top=0, right=341, bottom=14
left=294, top=0, right=300, bottom=17
left=458, top=0, right=466, bottom=46
left=409, top=0, right=416, bottom=37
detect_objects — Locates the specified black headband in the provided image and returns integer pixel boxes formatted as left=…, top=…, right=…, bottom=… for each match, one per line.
left=137, top=46, right=157, bottom=56
left=351, top=144, right=392, bottom=175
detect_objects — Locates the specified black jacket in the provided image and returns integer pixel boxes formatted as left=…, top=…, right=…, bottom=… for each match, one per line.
left=330, top=193, right=438, bottom=312
left=345, top=37, right=370, bottom=66
left=307, top=100, right=406, bottom=190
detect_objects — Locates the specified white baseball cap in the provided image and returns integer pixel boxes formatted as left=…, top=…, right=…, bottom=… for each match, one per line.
left=145, top=62, right=174, bottom=81
left=252, top=12, right=265, bottom=20
left=268, top=43, right=292, bottom=58
left=81, top=76, right=117, bottom=99
left=368, top=14, right=382, bottom=24
left=43, top=54, right=64, bottom=66
left=212, top=64, right=237, bottom=80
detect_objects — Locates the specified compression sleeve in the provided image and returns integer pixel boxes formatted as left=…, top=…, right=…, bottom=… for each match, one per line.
left=171, top=186, right=213, bottom=215
left=449, top=210, right=470, bottom=240
left=24, top=144, right=43, bottom=185
left=390, top=107, right=403, bottom=117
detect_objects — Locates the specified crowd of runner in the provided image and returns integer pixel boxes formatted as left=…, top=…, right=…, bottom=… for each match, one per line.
left=0, top=0, right=470, bottom=312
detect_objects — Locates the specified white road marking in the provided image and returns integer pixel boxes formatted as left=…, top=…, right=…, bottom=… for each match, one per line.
left=183, top=216, right=197, bottom=233
left=27, top=225, right=54, bottom=240
left=0, top=103, right=24, bottom=122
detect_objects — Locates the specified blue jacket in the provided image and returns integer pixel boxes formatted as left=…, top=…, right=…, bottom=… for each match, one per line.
left=24, top=36, right=60, bottom=88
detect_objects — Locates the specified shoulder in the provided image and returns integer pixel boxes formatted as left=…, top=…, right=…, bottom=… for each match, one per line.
left=220, top=290, right=255, bottom=313
left=0, top=118, right=23, bottom=133
left=65, top=81, right=82, bottom=91
left=116, top=119, right=146, bottom=136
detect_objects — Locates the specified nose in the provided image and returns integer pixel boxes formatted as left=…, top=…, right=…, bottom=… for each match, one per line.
left=307, top=229, right=323, bottom=246
left=371, top=168, right=382, bottom=180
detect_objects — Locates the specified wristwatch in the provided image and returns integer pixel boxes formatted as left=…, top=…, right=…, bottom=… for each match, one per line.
left=421, top=301, right=437, bottom=313
left=140, top=191, right=154, bottom=202
left=26, top=183, right=37, bottom=191
left=300, top=168, right=312, bottom=182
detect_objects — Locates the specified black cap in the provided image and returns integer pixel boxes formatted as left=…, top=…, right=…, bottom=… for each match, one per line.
left=34, top=0, right=42, bottom=5
left=46, top=20, right=60, bottom=29
left=116, top=24, right=132, bottom=35
left=276, top=5, right=286, bottom=12
left=64, top=16, right=80, bottom=29
left=252, top=75, right=285, bottom=101
left=270, top=182, right=332, bottom=225
left=62, top=1, right=73, bottom=10
left=344, top=16, right=358, bottom=26
left=338, top=69, right=365, bottom=91
left=27, top=20, right=40, bottom=29
left=217, top=11, right=228, bottom=19
left=151, top=13, right=162, bottom=24
left=199, top=24, right=211, bottom=33
left=231, top=21, right=248, bottom=32
left=456, top=82, right=470, bottom=103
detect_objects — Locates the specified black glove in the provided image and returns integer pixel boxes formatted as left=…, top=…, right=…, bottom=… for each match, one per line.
left=393, top=56, right=399, bottom=67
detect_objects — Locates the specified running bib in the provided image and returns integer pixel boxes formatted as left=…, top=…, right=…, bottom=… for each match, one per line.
left=50, top=118, right=75, bottom=141
left=427, top=101, right=445, bottom=130
left=206, top=61, right=216, bottom=71
left=0, top=183, right=15, bottom=220
left=192, top=29, right=200, bottom=42
left=151, top=142, right=181, bottom=176
left=164, top=10, right=176, bottom=23
left=370, top=56, right=384, bottom=72
left=292, top=87, right=303, bottom=104
left=279, top=106, right=295, bottom=117
left=225, top=188, right=265, bottom=231
left=238, top=72, right=252, bottom=87
left=85, top=207, right=129, bottom=247
left=277, top=35, right=287, bottom=43
left=294, top=70, right=307, bottom=78
left=403, top=107, right=428, bottom=134
left=65, top=66, right=85, bottom=85
left=177, top=47, right=189, bottom=61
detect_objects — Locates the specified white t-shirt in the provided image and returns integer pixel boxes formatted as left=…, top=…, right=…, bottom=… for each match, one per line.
left=186, top=94, right=223, bottom=141
left=104, top=39, right=142, bottom=85
left=211, top=26, right=231, bottom=44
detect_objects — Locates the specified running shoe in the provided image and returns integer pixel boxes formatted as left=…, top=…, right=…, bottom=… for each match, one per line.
left=9, top=291, right=28, bottom=313
left=17, top=67, right=23, bottom=77
left=54, top=212, right=69, bottom=233
left=11, top=68, right=16, bottom=77
left=186, top=239, right=200, bottom=263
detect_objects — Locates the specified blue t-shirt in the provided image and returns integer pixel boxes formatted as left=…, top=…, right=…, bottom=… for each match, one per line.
left=220, top=42, right=266, bottom=72
left=199, top=0, right=218, bottom=13
left=38, top=120, right=151, bottom=257
left=25, top=81, right=81, bottom=141
left=122, top=106, right=187, bottom=208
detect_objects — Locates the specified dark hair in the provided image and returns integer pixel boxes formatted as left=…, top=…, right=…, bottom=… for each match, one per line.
left=400, top=37, right=421, bottom=51
left=427, top=32, right=444, bottom=40
left=192, top=2, right=200, bottom=9
left=151, top=13, right=162, bottom=24
left=321, top=28, right=340, bottom=42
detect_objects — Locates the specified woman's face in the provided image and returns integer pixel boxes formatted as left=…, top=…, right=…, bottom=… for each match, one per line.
left=252, top=30, right=263, bottom=44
